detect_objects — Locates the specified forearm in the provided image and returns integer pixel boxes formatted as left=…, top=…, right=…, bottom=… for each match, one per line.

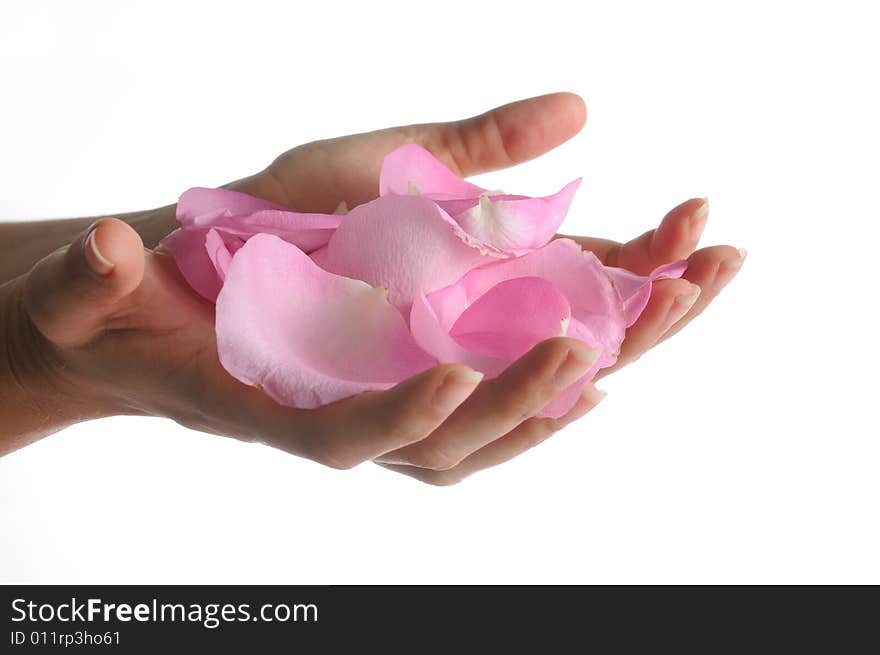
left=0, top=169, right=276, bottom=286
left=0, top=204, right=177, bottom=284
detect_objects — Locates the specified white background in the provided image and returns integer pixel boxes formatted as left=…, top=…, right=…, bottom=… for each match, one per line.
left=1, top=1, right=877, bottom=584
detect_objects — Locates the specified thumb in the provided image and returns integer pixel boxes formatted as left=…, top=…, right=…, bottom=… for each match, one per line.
left=24, top=218, right=145, bottom=347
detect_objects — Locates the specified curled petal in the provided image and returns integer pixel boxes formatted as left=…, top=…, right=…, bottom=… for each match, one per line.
left=178, top=187, right=341, bottom=254
left=323, top=194, right=504, bottom=311
left=309, top=244, right=331, bottom=270
left=204, top=228, right=242, bottom=282
left=163, top=227, right=244, bottom=301
left=216, top=234, right=436, bottom=409
left=178, top=187, right=288, bottom=225
left=162, top=228, right=222, bottom=301
left=410, top=241, right=622, bottom=419
left=410, top=276, right=572, bottom=380
left=379, top=143, right=484, bottom=198
left=436, top=179, right=582, bottom=253
left=605, top=260, right=688, bottom=327
left=410, top=291, right=507, bottom=377
left=450, top=277, right=571, bottom=361
left=453, top=239, right=626, bottom=362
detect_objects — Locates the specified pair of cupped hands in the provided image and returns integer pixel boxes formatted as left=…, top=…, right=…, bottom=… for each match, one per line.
left=18, top=93, right=743, bottom=484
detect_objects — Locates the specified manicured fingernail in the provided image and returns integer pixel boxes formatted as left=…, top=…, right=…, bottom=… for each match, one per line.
left=85, top=225, right=114, bottom=275
left=721, top=248, right=748, bottom=270
left=664, top=283, right=701, bottom=328
left=690, top=197, right=709, bottom=241
left=433, top=368, right=483, bottom=414
left=554, top=347, right=601, bottom=388
left=581, top=385, right=607, bottom=406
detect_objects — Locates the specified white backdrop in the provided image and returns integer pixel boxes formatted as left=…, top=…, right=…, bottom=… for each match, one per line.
left=1, top=1, right=877, bottom=584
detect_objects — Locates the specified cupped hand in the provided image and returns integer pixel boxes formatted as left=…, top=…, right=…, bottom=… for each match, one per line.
left=15, top=219, right=605, bottom=484
left=12, top=92, right=742, bottom=484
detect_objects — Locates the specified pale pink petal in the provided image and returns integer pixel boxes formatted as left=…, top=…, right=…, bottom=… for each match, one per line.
left=323, top=194, right=504, bottom=311
left=450, top=277, right=571, bottom=361
left=410, top=291, right=508, bottom=377
left=193, top=209, right=339, bottom=252
left=379, top=143, right=485, bottom=198
left=178, top=187, right=341, bottom=253
left=435, top=179, right=582, bottom=253
left=177, top=187, right=287, bottom=225
left=605, top=260, right=688, bottom=327
left=454, top=239, right=627, bottom=361
left=162, top=227, right=222, bottom=301
left=309, top=244, right=330, bottom=270
left=204, top=228, right=240, bottom=282
left=216, top=234, right=436, bottom=409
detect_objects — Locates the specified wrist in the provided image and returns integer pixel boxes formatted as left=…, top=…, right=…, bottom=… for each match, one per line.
left=0, top=276, right=112, bottom=452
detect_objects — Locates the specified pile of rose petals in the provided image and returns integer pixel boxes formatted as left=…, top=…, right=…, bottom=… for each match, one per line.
left=163, top=144, right=685, bottom=418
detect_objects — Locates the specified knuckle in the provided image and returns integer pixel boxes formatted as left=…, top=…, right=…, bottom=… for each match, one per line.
left=509, top=421, right=554, bottom=453
left=409, top=446, right=460, bottom=471
left=374, top=400, right=434, bottom=447
left=500, top=384, right=546, bottom=423
left=314, top=446, right=360, bottom=471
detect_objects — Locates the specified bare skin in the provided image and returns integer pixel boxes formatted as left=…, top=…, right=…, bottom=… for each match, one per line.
left=0, top=92, right=744, bottom=484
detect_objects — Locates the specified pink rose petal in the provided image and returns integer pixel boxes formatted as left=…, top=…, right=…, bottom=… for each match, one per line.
left=163, top=187, right=345, bottom=302
left=204, top=228, right=240, bottom=282
left=450, top=277, right=571, bottom=361
left=178, top=187, right=288, bottom=224
left=322, top=194, right=505, bottom=311
left=410, top=290, right=508, bottom=377
left=605, top=260, right=689, bottom=327
left=452, top=238, right=626, bottom=366
left=216, top=234, right=435, bottom=409
left=410, top=239, right=625, bottom=419
left=162, top=227, right=222, bottom=301
left=179, top=187, right=341, bottom=253
left=436, top=179, right=582, bottom=254
left=379, top=143, right=484, bottom=198
left=380, top=144, right=581, bottom=254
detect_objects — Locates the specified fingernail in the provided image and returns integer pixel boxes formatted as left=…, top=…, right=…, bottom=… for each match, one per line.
left=721, top=247, right=748, bottom=270
left=664, top=283, right=701, bottom=328
left=690, top=197, right=709, bottom=241
left=554, top=347, right=601, bottom=389
left=85, top=225, right=114, bottom=275
left=433, top=368, right=483, bottom=414
left=581, top=385, right=607, bottom=406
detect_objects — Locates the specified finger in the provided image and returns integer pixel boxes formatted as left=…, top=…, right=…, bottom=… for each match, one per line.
left=560, top=197, right=708, bottom=272
left=375, top=338, right=601, bottom=470
left=595, top=278, right=700, bottom=380
left=23, top=218, right=145, bottom=347
left=414, top=92, right=587, bottom=177
left=659, top=246, right=747, bottom=343
left=256, top=365, right=484, bottom=470
left=378, top=384, right=606, bottom=486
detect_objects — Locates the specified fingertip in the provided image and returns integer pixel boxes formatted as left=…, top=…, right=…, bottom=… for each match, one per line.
left=549, top=91, right=587, bottom=131
left=432, top=365, right=483, bottom=414
left=653, top=197, right=707, bottom=261
left=556, top=384, right=606, bottom=427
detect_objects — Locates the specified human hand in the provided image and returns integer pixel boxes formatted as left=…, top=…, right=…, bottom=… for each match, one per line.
left=9, top=218, right=606, bottom=484
left=234, top=92, right=744, bottom=387
left=3, top=93, right=743, bottom=484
